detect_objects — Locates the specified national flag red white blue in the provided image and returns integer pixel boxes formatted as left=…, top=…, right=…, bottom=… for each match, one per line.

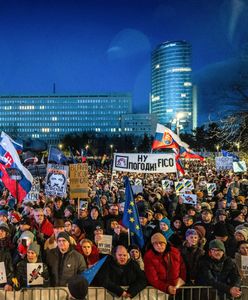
left=0, top=132, right=33, bottom=203
left=152, top=124, right=189, bottom=151
left=180, top=147, right=204, bottom=161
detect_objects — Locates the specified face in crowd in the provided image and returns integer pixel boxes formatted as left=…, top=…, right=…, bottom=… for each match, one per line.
left=115, top=245, right=129, bottom=266
left=34, top=209, right=45, bottom=225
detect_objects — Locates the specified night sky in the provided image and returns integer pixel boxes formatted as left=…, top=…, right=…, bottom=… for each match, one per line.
left=0, top=0, right=247, bottom=125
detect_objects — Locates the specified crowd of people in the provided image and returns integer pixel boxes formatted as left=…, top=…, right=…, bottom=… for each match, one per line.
left=0, top=159, right=248, bottom=300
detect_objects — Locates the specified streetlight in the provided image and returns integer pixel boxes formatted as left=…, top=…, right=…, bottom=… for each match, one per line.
left=85, top=144, right=89, bottom=151
left=235, top=142, right=240, bottom=152
left=110, top=144, right=113, bottom=158
left=176, top=112, right=184, bottom=136
left=216, top=144, right=220, bottom=156
left=58, top=144, right=63, bottom=150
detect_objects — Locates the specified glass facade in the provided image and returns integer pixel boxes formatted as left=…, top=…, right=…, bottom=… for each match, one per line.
left=121, top=113, right=157, bottom=136
left=151, top=41, right=193, bottom=133
left=0, top=93, right=132, bottom=143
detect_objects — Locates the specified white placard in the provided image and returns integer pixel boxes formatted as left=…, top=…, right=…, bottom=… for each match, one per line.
left=174, top=181, right=185, bottom=195
left=162, top=180, right=172, bottom=191
left=215, top=157, right=233, bottom=171
left=97, top=235, right=113, bottom=254
left=183, top=179, right=194, bottom=191
left=233, top=161, right=247, bottom=173
left=45, top=164, right=69, bottom=197
left=0, top=262, right=7, bottom=284
left=181, top=194, right=197, bottom=205
left=113, top=153, right=176, bottom=173
left=241, top=255, right=248, bottom=277
left=27, top=263, right=44, bottom=286
left=207, top=183, right=217, bottom=196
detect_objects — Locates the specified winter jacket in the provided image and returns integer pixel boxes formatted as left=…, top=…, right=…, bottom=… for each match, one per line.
left=0, top=249, right=14, bottom=288
left=92, top=255, right=147, bottom=298
left=144, top=245, right=186, bottom=294
left=46, top=246, right=86, bottom=286
left=196, top=254, right=241, bottom=299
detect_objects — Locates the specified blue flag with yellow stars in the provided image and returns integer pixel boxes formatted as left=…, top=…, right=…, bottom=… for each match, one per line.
left=82, top=256, right=107, bottom=284
left=122, top=176, right=144, bottom=249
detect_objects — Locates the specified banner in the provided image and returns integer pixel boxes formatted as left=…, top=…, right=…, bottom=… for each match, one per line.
left=45, top=164, right=68, bottom=197
left=0, top=262, right=7, bottom=284
left=215, top=157, right=233, bottom=171
left=113, top=153, right=176, bottom=173
left=70, top=163, right=89, bottom=198
left=24, top=177, right=40, bottom=202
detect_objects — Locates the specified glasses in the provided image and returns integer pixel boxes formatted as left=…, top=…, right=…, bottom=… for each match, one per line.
left=210, top=248, right=223, bottom=253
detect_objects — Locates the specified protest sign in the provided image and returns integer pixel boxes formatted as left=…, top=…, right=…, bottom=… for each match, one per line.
left=233, top=161, right=247, bottom=173
left=24, top=177, right=40, bottom=202
left=241, top=255, right=248, bottom=277
left=70, top=163, right=89, bottom=198
left=215, top=157, right=233, bottom=172
left=183, top=179, right=194, bottom=191
left=174, top=181, right=185, bottom=195
left=45, top=164, right=68, bottom=198
left=207, top=183, right=217, bottom=196
left=181, top=194, right=197, bottom=205
left=27, top=263, right=44, bottom=286
left=0, top=262, right=7, bottom=284
left=162, top=179, right=172, bottom=191
left=113, top=153, right=176, bottom=173
left=97, top=235, right=113, bottom=254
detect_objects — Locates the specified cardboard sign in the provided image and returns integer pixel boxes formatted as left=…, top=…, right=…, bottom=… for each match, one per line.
left=233, top=161, right=247, bottom=173
left=45, top=164, right=68, bottom=197
left=207, top=183, right=217, bottom=196
left=79, top=200, right=88, bottom=210
left=70, top=163, right=89, bottom=198
left=181, top=194, right=197, bottom=205
left=174, top=181, right=185, bottom=195
left=27, top=263, right=44, bottom=286
left=183, top=179, right=194, bottom=191
left=0, top=262, right=7, bottom=284
left=97, top=235, right=113, bottom=254
left=113, top=153, right=176, bottom=173
left=241, top=255, right=248, bottom=277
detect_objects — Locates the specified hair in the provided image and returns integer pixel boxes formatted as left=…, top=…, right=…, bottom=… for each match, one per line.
left=238, top=240, right=248, bottom=248
left=80, top=238, right=93, bottom=246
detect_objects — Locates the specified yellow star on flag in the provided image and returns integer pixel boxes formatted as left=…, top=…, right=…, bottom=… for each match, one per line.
left=135, top=225, right=140, bottom=230
left=128, top=209, right=132, bottom=214
left=129, top=217, right=135, bottom=223
left=130, top=201, right=134, bottom=206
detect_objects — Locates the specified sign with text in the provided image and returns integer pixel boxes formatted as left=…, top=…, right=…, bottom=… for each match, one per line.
left=113, top=153, right=176, bottom=173
left=97, top=235, right=113, bottom=254
left=181, top=194, right=197, bottom=205
left=45, top=164, right=68, bottom=198
left=24, top=177, right=40, bottom=202
left=215, top=157, right=233, bottom=172
left=27, top=263, right=44, bottom=286
left=70, top=163, right=89, bottom=198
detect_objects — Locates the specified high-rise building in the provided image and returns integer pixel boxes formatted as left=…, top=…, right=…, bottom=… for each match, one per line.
left=0, top=93, right=131, bottom=144
left=151, top=41, right=193, bottom=134
left=121, top=113, right=157, bottom=136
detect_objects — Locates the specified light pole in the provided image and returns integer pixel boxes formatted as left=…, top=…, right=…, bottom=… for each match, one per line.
left=58, top=144, right=63, bottom=150
left=110, top=144, right=113, bottom=158
left=216, top=144, right=220, bottom=156
left=235, top=142, right=240, bottom=152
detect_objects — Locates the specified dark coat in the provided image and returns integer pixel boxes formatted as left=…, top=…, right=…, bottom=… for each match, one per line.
left=144, top=245, right=186, bottom=294
left=196, top=254, right=241, bottom=299
left=92, top=255, right=147, bottom=298
left=46, top=246, right=86, bottom=286
left=0, top=249, right=14, bottom=288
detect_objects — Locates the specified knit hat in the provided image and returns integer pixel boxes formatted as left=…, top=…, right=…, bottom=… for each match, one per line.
left=128, top=244, right=140, bottom=252
left=0, top=222, right=10, bottom=233
left=230, top=210, right=242, bottom=219
left=28, top=242, right=40, bottom=256
left=20, top=230, right=35, bottom=242
left=68, top=275, right=88, bottom=300
left=185, top=228, right=198, bottom=238
left=10, top=211, right=22, bottom=222
left=215, top=209, right=227, bottom=217
left=19, top=216, right=31, bottom=226
left=65, top=205, right=75, bottom=214
left=196, top=191, right=204, bottom=198
left=151, top=232, right=167, bottom=245
left=73, top=219, right=85, bottom=233
left=193, top=225, right=206, bottom=239
left=57, top=232, right=71, bottom=243
left=214, top=222, right=229, bottom=237
left=235, top=229, right=248, bottom=241
left=209, top=239, right=225, bottom=252
left=0, top=210, right=8, bottom=217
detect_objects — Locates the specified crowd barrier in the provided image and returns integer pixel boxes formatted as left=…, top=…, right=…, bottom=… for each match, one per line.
left=0, top=286, right=248, bottom=300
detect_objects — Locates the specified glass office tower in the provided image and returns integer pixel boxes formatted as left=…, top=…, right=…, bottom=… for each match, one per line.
left=151, top=41, right=193, bottom=133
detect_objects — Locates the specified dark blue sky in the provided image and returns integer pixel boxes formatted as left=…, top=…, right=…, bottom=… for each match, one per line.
left=0, top=0, right=247, bottom=125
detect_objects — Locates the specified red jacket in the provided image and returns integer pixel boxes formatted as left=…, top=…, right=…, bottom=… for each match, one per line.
left=33, top=218, right=54, bottom=238
left=144, top=246, right=186, bottom=294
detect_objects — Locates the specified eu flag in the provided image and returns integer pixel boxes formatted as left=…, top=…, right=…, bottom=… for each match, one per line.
left=82, top=256, right=107, bottom=284
left=48, top=146, right=68, bottom=164
left=122, top=176, right=144, bottom=249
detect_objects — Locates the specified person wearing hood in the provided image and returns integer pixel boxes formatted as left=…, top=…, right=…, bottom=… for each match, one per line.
left=92, top=245, right=147, bottom=298
left=144, top=232, right=186, bottom=296
left=45, top=231, right=86, bottom=286
left=196, top=239, right=241, bottom=300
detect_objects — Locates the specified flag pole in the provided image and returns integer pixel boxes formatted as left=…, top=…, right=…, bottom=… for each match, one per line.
left=127, top=228, right=131, bottom=246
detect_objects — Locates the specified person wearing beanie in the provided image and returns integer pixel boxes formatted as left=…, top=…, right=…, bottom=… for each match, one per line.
left=234, top=241, right=248, bottom=289
left=45, top=230, right=86, bottom=286
left=144, top=232, right=186, bottom=295
left=196, top=239, right=241, bottom=299
left=68, top=275, right=88, bottom=300
left=180, top=229, right=205, bottom=285
left=228, top=209, right=245, bottom=228
left=71, top=219, right=86, bottom=248
left=15, top=241, right=50, bottom=289
left=44, top=218, right=76, bottom=251
left=194, top=208, right=214, bottom=243
left=159, top=217, right=174, bottom=242
left=235, top=229, right=248, bottom=242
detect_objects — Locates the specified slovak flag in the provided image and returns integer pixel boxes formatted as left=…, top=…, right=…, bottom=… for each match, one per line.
left=0, top=132, right=33, bottom=203
left=152, top=123, right=189, bottom=151
left=180, top=147, right=205, bottom=161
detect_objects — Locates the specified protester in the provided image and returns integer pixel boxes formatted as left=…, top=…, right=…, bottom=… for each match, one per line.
left=78, top=238, right=100, bottom=268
